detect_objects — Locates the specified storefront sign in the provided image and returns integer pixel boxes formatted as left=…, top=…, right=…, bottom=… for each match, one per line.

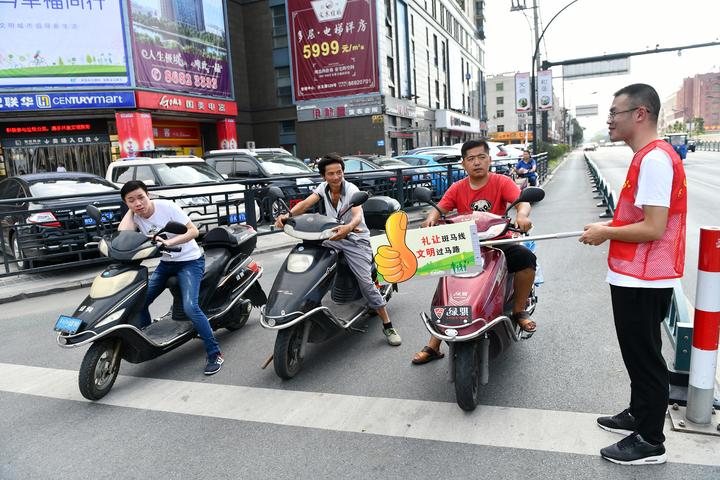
left=0, top=92, right=135, bottom=112
left=115, top=112, right=154, bottom=157
left=128, top=0, right=232, bottom=98
left=515, top=73, right=530, bottom=113
left=434, top=110, right=480, bottom=134
left=2, top=120, right=107, bottom=138
left=296, top=95, right=381, bottom=121
left=135, top=90, right=238, bottom=116
left=538, top=70, right=553, bottom=111
left=288, top=0, right=379, bottom=101
left=0, top=0, right=130, bottom=88
left=2, top=135, right=111, bottom=148
left=384, top=96, right=416, bottom=118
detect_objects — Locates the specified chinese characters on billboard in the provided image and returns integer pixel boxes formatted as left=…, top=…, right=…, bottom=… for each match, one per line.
left=0, top=0, right=130, bottom=88
left=129, top=0, right=232, bottom=98
left=515, top=72, right=530, bottom=113
left=287, top=0, right=379, bottom=101
left=538, top=70, right=553, bottom=111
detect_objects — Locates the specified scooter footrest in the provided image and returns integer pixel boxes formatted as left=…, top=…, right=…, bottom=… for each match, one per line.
left=143, top=319, right=194, bottom=343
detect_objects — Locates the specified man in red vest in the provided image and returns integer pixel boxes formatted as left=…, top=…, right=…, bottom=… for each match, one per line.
left=580, top=83, right=687, bottom=465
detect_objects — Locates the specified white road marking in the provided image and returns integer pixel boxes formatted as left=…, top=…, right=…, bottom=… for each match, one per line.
left=0, top=362, right=718, bottom=466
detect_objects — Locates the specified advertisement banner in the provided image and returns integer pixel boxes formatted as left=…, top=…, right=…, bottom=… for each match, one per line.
left=288, top=0, right=379, bottom=101
left=115, top=112, right=155, bottom=158
left=515, top=72, right=530, bottom=113
left=216, top=118, right=238, bottom=149
left=128, top=0, right=232, bottom=98
left=0, top=92, right=135, bottom=112
left=537, top=70, right=553, bottom=111
left=0, top=0, right=130, bottom=88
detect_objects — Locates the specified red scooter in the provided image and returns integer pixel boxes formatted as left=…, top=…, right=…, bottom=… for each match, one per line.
left=413, top=186, right=546, bottom=411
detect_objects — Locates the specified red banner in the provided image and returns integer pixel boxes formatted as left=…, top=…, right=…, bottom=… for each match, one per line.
left=288, top=0, right=379, bottom=101
left=217, top=119, right=238, bottom=149
left=115, top=112, right=155, bottom=158
left=135, top=91, right=238, bottom=116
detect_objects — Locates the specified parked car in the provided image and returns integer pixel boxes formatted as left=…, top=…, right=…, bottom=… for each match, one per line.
left=0, top=173, right=122, bottom=269
left=341, top=156, right=397, bottom=195
left=394, top=154, right=464, bottom=196
left=687, top=139, right=696, bottom=152
left=583, top=143, right=598, bottom=151
left=105, top=156, right=258, bottom=231
left=204, top=149, right=317, bottom=221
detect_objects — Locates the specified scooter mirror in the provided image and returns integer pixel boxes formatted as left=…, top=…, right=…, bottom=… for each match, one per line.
left=413, top=186, right=433, bottom=204
left=517, top=186, right=545, bottom=204
left=163, top=221, right=188, bottom=235
left=267, top=186, right=285, bottom=200
left=350, top=191, right=369, bottom=207
left=86, top=204, right=102, bottom=223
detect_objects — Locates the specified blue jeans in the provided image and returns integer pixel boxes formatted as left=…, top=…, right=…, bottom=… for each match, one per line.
left=140, top=257, right=220, bottom=357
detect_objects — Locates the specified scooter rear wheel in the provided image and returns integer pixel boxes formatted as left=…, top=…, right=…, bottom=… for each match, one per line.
left=225, top=300, right=251, bottom=331
left=273, top=324, right=304, bottom=379
left=454, top=342, right=481, bottom=411
left=78, top=339, right=120, bottom=401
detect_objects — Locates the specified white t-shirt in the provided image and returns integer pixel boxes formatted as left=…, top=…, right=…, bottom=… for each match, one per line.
left=606, top=147, right=680, bottom=289
left=133, top=200, right=202, bottom=262
left=313, top=180, right=370, bottom=240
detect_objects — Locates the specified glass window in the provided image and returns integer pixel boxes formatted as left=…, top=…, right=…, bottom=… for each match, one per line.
left=153, top=163, right=224, bottom=185
left=280, top=120, right=296, bottom=134
left=135, top=166, right=156, bottom=184
left=275, top=67, right=292, bottom=106
left=497, top=125, right=505, bottom=132
left=271, top=5, right=288, bottom=49
left=0, top=179, right=20, bottom=199
left=343, top=159, right=362, bottom=172
left=212, top=160, right=234, bottom=176
left=496, top=110, right=504, bottom=118
left=262, top=156, right=313, bottom=175
left=112, top=165, right=134, bottom=183
left=233, top=158, right=262, bottom=176
left=496, top=96, right=504, bottom=105
left=496, top=83, right=504, bottom=91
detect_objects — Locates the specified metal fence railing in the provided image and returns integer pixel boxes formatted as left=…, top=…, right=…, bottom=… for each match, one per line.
left=0, top=153, right=555, bottom=277
left=697, top=141, right=720, bottom=152
left=584, top=153, right=616, bottom=218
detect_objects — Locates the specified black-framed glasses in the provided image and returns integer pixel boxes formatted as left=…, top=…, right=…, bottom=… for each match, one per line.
left=607, top=107, right=647, bottom=120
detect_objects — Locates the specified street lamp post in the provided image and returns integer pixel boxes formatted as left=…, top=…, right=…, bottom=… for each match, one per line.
left=521, top=0, right=581, bottom=154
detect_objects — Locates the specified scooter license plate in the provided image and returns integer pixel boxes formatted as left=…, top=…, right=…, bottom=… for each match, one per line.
left=228, top=213, right=246, bottom=223
left=54, top=315, right=82, bottom=334
left=431, top=306, right=472, bottom=326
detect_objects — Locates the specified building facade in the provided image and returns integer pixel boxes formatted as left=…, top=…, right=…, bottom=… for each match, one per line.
left=228, top=0, right=488, bottom=159
left=674, top=72, right=720, bottom=134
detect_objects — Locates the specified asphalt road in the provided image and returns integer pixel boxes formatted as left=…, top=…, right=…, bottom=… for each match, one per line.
left=585, top=146, right=720, bottom=303
left=1, top=151, right=718, bottom=479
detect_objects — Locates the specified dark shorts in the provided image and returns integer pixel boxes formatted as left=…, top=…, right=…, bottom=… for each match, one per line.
left=495, top=243, right=536, bottom=273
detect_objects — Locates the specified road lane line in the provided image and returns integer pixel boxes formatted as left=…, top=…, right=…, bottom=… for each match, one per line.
left=0, top=362, right=718, bottom=466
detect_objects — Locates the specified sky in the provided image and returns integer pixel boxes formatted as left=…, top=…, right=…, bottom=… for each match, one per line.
left=482, top=0, right=720, bottom=139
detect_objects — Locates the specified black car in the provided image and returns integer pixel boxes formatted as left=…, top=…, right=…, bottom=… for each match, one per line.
left=0, top=173, right=121, bottom=269
left=204, top=150, right=318, bottom=221
left=341, top=156, right=397, bottom=195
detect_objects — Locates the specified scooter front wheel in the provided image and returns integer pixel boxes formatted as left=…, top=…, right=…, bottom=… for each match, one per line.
left=273, top=324, right=304, bottom=379
left=454, top=342, right=481, bottom=411
left=79, top=339, right=120, bottom=401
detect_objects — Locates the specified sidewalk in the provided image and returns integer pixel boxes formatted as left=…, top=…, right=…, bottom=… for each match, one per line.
left=0, top=208, right=430, bottom=304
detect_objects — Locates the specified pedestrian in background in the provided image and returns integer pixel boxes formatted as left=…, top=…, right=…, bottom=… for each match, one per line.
left=56, top=163, right=67, bottom=172
left=580, top=83, right=687, bottom=465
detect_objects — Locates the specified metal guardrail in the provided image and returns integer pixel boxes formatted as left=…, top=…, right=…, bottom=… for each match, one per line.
left=697, top=141, right=720, bottom=152
left=0, top=152, right=554, bottom=277
left=583, top=152, right=693, bottom=382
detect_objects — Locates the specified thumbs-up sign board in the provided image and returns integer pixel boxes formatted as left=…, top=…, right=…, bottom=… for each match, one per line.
left=370, top=211, right=482, bottom=284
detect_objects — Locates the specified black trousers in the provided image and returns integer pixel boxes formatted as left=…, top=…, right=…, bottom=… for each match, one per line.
left=610, top=285, right=673, bottom=445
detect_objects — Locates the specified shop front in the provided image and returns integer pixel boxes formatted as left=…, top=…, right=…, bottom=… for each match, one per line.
left=434, top=110, right=481, bottom=145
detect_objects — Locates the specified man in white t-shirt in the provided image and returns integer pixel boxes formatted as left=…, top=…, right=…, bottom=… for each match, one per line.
left=274, top=153, right=402, bottom=346
left=118, top=180, right=224, bottom=375
left=580, top=84, right=687, bottom=465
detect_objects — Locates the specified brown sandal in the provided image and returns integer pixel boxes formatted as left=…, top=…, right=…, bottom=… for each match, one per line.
left=412, top=345, right=445, bottom=365
left=512, top=311, right=536, bottom=333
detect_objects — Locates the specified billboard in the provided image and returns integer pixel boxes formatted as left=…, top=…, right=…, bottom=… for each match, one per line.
left=0, top=0, right=130, bottom=88
left=515, top=72, right=530, bottom=113
left=288, top=0, right=379, bottom=101
left=537, top=70, right=553, bottom=111
left=0, top=91, right=135, bottom=112
left=128, top=0, right=232, bottom=98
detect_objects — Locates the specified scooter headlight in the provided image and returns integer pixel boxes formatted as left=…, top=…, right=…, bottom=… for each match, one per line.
left=95, top=309, right=126, bottom=329
left=287, top=253, right=314, bottom=273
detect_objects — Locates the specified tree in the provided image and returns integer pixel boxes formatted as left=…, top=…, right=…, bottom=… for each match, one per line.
left=691, top=117, right=705, bottom=136
left=570, top=118, right=584, bottom=145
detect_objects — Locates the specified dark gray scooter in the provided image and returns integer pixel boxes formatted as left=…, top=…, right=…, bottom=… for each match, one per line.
left=260, top=187, right=399, bottom=379
left=55, top=205, right=266, bottom=400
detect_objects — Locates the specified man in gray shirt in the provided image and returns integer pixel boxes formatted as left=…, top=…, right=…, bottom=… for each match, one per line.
left=275, top=153, right=401, bottom=346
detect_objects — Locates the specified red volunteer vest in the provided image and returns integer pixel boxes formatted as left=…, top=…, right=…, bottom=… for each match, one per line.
left=608, top=139, right=687, bottom=280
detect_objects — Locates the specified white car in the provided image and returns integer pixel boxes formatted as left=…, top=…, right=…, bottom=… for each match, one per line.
left=106, top=156, right=260, bottom=231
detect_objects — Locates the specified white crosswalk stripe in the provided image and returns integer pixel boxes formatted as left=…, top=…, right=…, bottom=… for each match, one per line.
left=0, top=362, right=718, bottom=466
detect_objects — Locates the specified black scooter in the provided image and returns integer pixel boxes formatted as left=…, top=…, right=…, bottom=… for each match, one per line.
left=259, top=187, right=399, bottom=379
left=55, top=205, right=266, bottom=400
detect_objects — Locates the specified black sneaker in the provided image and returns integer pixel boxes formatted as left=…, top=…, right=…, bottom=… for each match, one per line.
left=597, top=408, right=637, bottom=435
left=204, top=353, right=224, bottom=376
left=601, top=433, right=667, bottom=465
